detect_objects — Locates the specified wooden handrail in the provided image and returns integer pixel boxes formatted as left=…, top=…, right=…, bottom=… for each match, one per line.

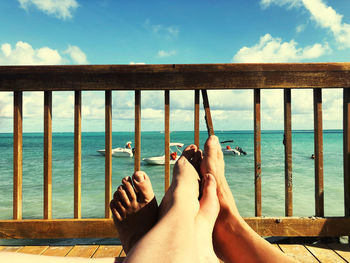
left=1, top=63, right=350, bottom=91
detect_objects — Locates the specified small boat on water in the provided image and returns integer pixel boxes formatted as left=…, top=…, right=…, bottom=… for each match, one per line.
left=97, top=141, right=133, bottom=157
left=143, top=143, right=184, bottom=165
left=221, top=140, right=247, bottom=156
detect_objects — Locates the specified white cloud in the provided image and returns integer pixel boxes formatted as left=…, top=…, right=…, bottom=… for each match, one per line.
left=0, top=41, right=63, bottom=65
left=64, top=45, right=88, bottom=64
left=296, top=24, right=306, bottom=33
left=157, top=50, right=176, bottom=58
left=0, top=41, right=88, bottom=65
left=233, top=34, right=329, bottom=62
left=129, top=62, right=145, bottom=65
left=261, top=0, right=350, bottom=49
left=18, top=0, right=78, bottom=20
left=144, top=19, right=179, bottom=39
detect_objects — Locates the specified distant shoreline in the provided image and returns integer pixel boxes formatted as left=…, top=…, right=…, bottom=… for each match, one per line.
left=0, top=129, right=343, bottom=135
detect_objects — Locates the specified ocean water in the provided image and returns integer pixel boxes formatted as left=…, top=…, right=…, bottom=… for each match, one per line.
left=0, top=130, right=344, bottom=220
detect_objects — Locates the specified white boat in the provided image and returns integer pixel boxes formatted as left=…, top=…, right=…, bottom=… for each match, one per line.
left=221, top=140, right=247, bottom=156
left=143, top=143, right=184, bottom=165
left=222, top=145, right=241, bottom=155
left=97, top=141, right=133, bottom=157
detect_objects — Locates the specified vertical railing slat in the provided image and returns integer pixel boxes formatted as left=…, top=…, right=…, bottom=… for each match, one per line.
left=105, top=90, right=112, bottom=218
left=134, top=90, right=141, bottom=172
left=344, top=88, right=350, bottom=216
left=74, top=91, right=82, bottom=219
left=313, top=88, right=324, bottom=217
left=254, top=89, right=262, bottom=217
left=201, top=90, right=215, bottom=136
left=13, top=91, right=23, bottom=220
left=284, top=89, right=293, bottom=216
left=164, top=91, right=170, bottom=192
left=44, top=91, right=52, bottom=219
left=194, top=90, right=200, bottom=147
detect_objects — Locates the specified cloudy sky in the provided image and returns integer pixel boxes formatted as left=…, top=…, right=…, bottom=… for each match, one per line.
left=0, top=0, right=349, bottom=132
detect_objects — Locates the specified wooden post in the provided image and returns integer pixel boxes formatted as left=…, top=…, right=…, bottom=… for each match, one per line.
left=13, top=91, right=23, bottom=220
left=254, top=89, right=262, bottom=217
left=44, top=91, right=52, bottom=219
left=313, top=88, right=324, bottom=217
left=201, top=90, right=214, bottom=136
left=344, top=88, right=350, bottom=216
left=105, top=90, right=112, bottom=218
left=165, top=91, right=170, bottom=192
left=194, top=90, right=200, bottom=147
left=134, top=90, right=141, bottom=172
left=74, top=91, right=82, bottom=219
left=284, top=89, right=293, bottom=216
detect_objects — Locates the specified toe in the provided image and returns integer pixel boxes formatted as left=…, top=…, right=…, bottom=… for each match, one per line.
left=180, top=144, right=197, bottom=161
left=132, top=171, right=155, bottom=203
left=117, top=185, right=131, bottom=208
left=122, top=176, right=137, bottom=202
left=204, top=135, right=220, bottom=159
left=110, top=200, right=123, bottom=221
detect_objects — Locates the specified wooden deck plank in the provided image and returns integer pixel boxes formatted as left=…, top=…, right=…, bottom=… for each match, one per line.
left=66, top=245, right=99, bottom=258
left=279, top=244, right=318, bottom=263
left=306, top=244, right=346, bottom=262
left=17, top=245, right=48, bottom=255
left=0, top=246, right=23, bottom=252
left=42, top=246, right=73, bottom=256
left=328, top=243, right=350, bottom=261
left=92, top=245, right=121, bottom=258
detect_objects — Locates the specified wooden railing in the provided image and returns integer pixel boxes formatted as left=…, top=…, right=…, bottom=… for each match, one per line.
left=1, top=63, right=350, bottom=239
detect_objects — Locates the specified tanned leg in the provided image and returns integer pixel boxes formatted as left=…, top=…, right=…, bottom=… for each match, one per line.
left=124, top=145, right=219, bottom=263
left=201, top=135, right=297, bottom=263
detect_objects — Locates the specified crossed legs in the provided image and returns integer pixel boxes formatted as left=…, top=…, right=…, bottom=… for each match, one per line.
left=111, top=136, right=296, bottom=263
left=110, top=145, right=219, bottom=263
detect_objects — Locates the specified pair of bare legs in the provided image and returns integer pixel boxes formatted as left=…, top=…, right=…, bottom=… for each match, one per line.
left=111, top=135, right=296, bottom=263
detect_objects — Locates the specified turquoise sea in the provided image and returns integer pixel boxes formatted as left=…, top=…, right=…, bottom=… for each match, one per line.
left=0, top=130, right=344, bottom=219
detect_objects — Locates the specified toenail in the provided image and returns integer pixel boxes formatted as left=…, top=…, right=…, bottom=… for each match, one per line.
left=134, top=173, right=145, bottom=182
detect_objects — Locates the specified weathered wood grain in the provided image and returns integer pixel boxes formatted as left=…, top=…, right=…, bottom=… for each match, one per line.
left=313, top=88, right=324, bottom=217
left=74, top=90, right=81, bottom=219
left=44, top=91, right=52, bottom=219
left=279, top=244, right=318, bottom=263
left=1, top=217, right=350, bottom=239
left=254, top=89, right=262, bottom=216
left=134, top=90, right=141, bottom=171
left=344, top=88, right=350, bottom=216
left=164, top=90, right=170, bottom=192
left=13, top=91, right=22, bottom=220
left=284, top=89, right=292, bottom=216
left=194, top=90, right=200, bottom=147
left=306, top=244, right=346, bottom=262
left=1, top=63, right=350, bottom=91
left=105, top=90, right=112, bottom=219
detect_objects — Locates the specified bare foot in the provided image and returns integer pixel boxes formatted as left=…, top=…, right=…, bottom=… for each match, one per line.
left=110, top=171, right=158, bottom=254
left=158, top=144, right=202, bottom=219
left=200, top=135, right=242, bottom=259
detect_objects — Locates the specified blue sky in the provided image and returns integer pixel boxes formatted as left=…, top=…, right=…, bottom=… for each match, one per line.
left=0, top=0, right=349, bottom=132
